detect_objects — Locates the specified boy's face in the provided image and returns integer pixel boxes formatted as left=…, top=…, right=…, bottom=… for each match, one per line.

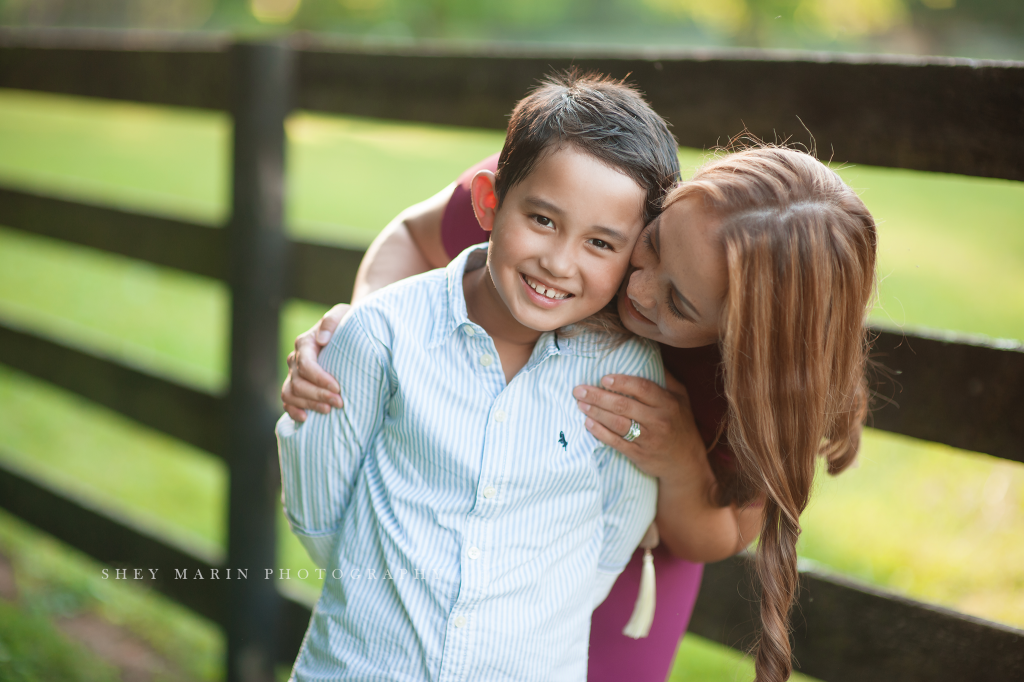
left=472, top=145, right=647, bottom=333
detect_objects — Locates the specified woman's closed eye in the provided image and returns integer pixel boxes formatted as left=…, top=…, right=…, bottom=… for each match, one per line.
left=667, top=291, right=692, bottom=322
left=641, top=228, right=656, bottom=255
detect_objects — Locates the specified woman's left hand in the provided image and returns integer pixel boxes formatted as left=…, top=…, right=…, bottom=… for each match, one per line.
left=573, top=373, right=704, bottom=480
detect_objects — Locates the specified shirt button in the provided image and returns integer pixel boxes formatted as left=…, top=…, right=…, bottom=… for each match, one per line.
left=483, top=486, right=496, bottom=499
left=463, top=325, right=476, bottom=337
left=454, top=616, right=467, bottom=628
left=468, top=547, right=481, bottom=560
left=494, top=410, right=507, bottom=422
left=479, top=354, right=493, bottom=367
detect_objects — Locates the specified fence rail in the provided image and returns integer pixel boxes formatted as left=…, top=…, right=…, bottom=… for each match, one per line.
left=1, top=29, right=1022, bottom=682
left=3, top=29, right=1023, bottom=181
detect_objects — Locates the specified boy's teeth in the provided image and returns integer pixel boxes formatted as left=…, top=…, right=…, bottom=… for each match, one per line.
left=526, top=275, right=569, bottom=300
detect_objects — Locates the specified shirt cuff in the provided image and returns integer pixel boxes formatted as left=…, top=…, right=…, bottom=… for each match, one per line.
left=290, top=529, right=337, bottom=570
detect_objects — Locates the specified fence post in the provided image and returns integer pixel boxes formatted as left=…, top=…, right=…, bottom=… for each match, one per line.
left=226, top=40, right=292, bottom=682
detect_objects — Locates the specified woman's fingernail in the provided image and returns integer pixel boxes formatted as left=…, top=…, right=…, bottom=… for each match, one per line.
left=602, top=376, right=615, bottom=387
left=573, top=387, right=587, bottom=399
left=317, top=330, right=332, bottom=344
left=585, top=418, right=594, bottom=429
left=577, top=401, right=591, bottom=413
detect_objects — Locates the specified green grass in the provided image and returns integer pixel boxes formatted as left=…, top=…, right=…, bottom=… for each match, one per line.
left=0, top=509, right=223, bottom=681
left=0, top=87, right=1022, bottom=679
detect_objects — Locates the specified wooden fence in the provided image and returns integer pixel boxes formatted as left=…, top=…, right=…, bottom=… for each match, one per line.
left=1, top=28, right=1023, bottom=682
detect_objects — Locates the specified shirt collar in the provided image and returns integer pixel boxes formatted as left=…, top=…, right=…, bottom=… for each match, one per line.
left=434, top=243, right=576, bottom=358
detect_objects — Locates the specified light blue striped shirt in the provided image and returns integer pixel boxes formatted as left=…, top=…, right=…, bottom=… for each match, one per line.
left=277, top=245, right=661, bottom=682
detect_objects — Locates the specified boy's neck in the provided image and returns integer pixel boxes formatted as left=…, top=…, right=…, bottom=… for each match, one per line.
left=464, top=264, right=542, bottom=384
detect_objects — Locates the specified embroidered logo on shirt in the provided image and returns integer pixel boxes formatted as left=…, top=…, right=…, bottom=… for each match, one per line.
left=558, top=431, right=568, bottom=450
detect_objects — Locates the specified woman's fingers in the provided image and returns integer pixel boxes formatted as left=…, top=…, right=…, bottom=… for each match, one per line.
left=291, top=370, right=341, bottom=409
left=295, top=333, right=341, bottom=396
left=583, top=417, right=656, bottom=474
left=574, top=373, right=703, bottom=481
left=597, top=373, right=674, bottom=408
left=577, top=400, right=636, bottom=440
left=284, top=404, right=309, bottom=422
left=282, top=373, right=335, bottom=415
left=572, top=383, right=646, bottom=421
left=316, top=303, right=351, bottom=346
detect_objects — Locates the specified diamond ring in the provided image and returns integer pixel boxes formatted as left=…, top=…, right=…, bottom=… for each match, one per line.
left=623, top=419, right=641, bottom=442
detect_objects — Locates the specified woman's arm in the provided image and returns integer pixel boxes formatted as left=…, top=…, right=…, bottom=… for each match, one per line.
left=281, top=183, right=455, bottom=422
left=350, top=182, right=455, bottom=301
left=574, top=373, right=764, bottom=563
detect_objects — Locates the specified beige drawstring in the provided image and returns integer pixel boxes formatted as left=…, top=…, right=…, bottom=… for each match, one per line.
left=622, top=522, right=659, bottom=639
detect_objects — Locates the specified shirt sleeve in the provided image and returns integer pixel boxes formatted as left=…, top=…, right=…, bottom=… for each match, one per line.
left=590, top=340, right=662, bottom=598
left=275, top=311, right=391, bottom=568
left=593, top=442, right=658, bottom=581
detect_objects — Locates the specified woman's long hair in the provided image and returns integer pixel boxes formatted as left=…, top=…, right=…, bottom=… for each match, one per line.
left=665, top=147, right=877, bottom=682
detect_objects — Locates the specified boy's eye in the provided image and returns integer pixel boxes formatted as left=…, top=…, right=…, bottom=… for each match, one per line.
left=533, top=215, right=553, bottom=227
left=588, top=238, right=612, bottom=250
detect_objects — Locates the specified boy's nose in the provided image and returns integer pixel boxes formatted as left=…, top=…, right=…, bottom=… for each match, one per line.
left=538, top=242, right=575, bottom=279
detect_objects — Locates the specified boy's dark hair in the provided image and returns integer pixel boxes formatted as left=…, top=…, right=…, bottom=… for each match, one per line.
left=495, top=70, right=680, bottom=225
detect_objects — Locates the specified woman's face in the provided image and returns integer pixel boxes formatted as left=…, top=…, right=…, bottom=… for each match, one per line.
left=617, top=197, right=728, bottom=348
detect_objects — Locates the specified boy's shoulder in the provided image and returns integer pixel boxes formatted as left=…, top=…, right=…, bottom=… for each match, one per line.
left=333, top=266, right=450, bottom=350
left=346, top=268, right=449, bottom=334
left=565, top=329, right=665, bottom=386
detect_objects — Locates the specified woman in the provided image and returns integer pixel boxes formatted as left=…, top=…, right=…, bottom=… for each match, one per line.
left=283, top=147, right=877, bottom=682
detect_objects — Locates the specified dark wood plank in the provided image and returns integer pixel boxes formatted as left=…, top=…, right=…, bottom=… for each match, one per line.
left=0, top=184, right=366, bottom=303
left=296, top=41, right=1024, bottom=181
left=3, top=30, right=1021, bottom=180
left=0, top=319, right=226, bottom=459
left=0, top=29, right=229, bottom=110
left=0, top=187, right=227, bottom=280
left=278, top=587, right=315, bottom=665
left=287, top=239, right=364, bottom=306
left=869, top=326, right=1024, bottom=463
left=692, top=554, right=1024, bottom=682
left=0, top=455, right=225, bottom=625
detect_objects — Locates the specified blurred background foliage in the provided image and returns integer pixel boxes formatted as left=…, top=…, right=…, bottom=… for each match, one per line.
left=1, top=0, right=1024, bottom=59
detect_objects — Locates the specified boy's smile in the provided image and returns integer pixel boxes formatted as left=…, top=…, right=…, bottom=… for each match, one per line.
left=467, top=145, right=647, bottom=342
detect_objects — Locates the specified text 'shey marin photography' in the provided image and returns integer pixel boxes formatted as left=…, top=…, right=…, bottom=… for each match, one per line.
left=101, top=566, right=448, bottom=581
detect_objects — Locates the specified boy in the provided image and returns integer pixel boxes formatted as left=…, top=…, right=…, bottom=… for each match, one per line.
left=277, top=72, right=680, bottom=681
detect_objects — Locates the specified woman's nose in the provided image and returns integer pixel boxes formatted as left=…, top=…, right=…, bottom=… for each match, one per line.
left=627, top=267, right=656, bottom=310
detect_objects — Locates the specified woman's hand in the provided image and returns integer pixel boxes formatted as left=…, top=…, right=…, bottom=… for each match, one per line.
left=281, top=304, right=349, bottom=421
left=575, top=372, right=763, bottom=562
left=573, top=372, right=704, bottom=480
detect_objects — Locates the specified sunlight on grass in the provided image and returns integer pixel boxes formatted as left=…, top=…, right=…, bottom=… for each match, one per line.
left=0, top=510, right=223, bottom=681
left=668, top=635, right=819, bottom=682
left=800, top=429, right=1024, bottom=628
left=0, top=88, right=1022, bottom=679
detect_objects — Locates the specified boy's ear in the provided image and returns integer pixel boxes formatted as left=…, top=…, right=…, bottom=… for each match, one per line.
left=470, top=170, right=499, bottom=233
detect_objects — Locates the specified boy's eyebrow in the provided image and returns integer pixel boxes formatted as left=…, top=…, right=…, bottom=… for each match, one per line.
left=589, top=224, right=630, bottom=244
left=523, top=196, right=565, bottom=216
left=524, top=196, right=629, bottom=244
